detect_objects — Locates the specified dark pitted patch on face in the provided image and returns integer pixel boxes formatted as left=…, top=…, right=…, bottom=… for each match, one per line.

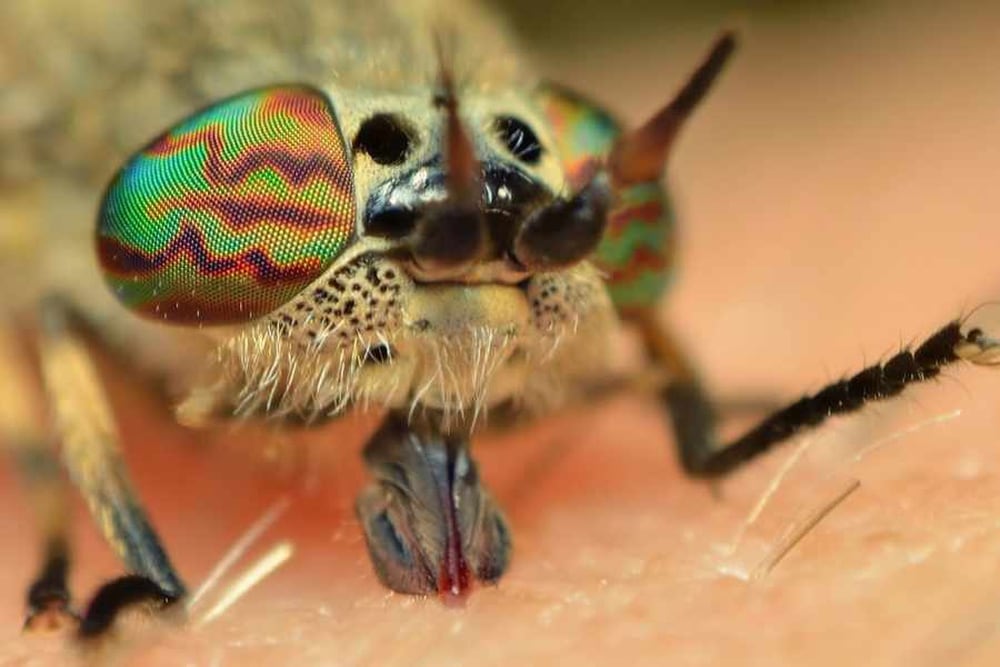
left=265, top=254, right=406, bottom=347
left=525, top=272, right=596, bottom=332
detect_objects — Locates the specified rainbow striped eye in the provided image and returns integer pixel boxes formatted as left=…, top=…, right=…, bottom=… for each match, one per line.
left=97, top=85, right=356, bottom=325
left=535, top=85, right=620, bottom=188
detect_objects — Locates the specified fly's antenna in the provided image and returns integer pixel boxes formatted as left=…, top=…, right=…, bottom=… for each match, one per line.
left=433, top=31, right=478, bottom=202
left=401, top=31, right=487, bottom=278
left=609, top=31, right=737, bottom=184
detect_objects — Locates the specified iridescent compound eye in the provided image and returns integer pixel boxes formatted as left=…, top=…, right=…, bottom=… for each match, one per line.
left=535, top=85, right=620, bottom=188
left=97, top=85, right=356, bottom=324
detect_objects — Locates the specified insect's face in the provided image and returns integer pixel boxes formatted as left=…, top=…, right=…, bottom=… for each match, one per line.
left=343, top=87, right=569, bottom=262
left=94, top=31, right=732, bottom=430
left=209, top=86, right=615, bottom=422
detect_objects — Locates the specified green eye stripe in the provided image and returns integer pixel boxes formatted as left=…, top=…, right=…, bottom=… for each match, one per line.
left=598, top=183, right=671, bottom=265
left=97, top=85, right=356, bottom=324
left=599, top=182, right=675, bottom=310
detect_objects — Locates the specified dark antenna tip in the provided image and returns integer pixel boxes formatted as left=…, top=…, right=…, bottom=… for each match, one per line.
left=673, top=31, right=738, bottom=118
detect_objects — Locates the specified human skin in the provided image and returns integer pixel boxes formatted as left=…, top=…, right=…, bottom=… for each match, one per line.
left=3, top=1, right=1000, bottom=665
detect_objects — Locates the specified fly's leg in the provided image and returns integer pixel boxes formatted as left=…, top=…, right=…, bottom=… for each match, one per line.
left=0, top=327, right=76, bottom=631
left=34, top=298, right=185, bottom=637
left=638, top=305, right=1000, bottom=478
left=630, top=309, right=722, bottom=475
left=355, top=412, right=511, bottom=600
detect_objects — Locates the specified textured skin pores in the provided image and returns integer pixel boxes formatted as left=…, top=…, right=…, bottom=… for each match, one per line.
left=97, top=86, right=356, bottom=324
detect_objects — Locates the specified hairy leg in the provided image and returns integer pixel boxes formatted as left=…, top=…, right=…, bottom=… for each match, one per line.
left=650, top=306, right=1000, bottom=477
left=0, top=327, right=75, bottom=631
left=17, top=301, right=187, bottom=638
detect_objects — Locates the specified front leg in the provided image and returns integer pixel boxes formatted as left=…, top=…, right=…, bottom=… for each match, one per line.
left=638, top=305, right=1000, bottom=478
left=34, top=298, right=186, bottom=636
left=630, top=309, right=721, bottom=475
left=0, top=327, right=76, bottom=631
left=356, top=413, right=511, bottom=600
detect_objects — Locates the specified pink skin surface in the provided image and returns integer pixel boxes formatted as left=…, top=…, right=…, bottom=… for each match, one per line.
left=4, top=1, right=1000, bottom=664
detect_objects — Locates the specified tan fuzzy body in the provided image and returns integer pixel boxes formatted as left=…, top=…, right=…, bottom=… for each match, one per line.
left=0, top=0, right=623, bottom=431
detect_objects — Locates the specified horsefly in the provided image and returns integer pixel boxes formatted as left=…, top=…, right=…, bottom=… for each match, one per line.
left=2, top=0, right=1000, bottom=643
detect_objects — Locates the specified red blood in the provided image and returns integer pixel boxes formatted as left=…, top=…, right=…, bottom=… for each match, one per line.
left=437, top=451, right=472, bottom=605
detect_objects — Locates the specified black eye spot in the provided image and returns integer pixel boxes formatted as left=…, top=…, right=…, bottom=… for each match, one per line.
left=493, top=116, right=542, bottom=165
left=354, top=114, right=412, bottom=165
